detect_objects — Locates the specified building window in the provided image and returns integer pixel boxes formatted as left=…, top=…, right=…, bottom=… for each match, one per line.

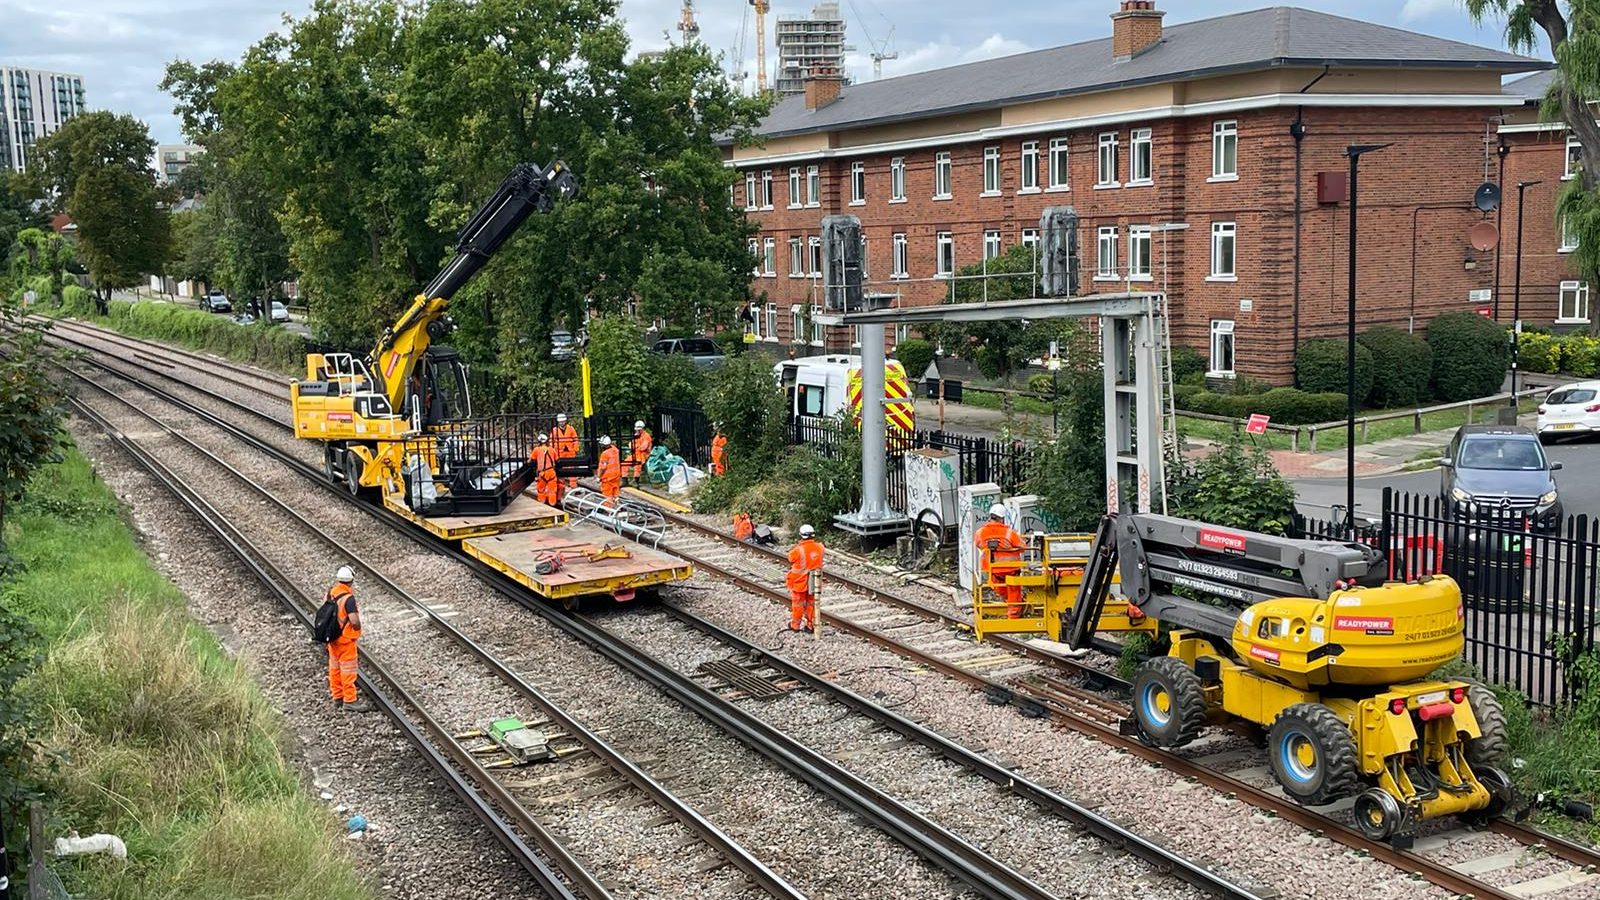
left=749, top=238, right=760, bottom=275
left=1020, top=141, right=1039, bottom=192
left=1210, top=222, right=1236, bottom=278
left=1048, top=137, right=1070, bottom=190
left=851, top=161, right=865, bottom=204
left=761, top=170, right=773, bottom=208
left=984, top=229, right=1001, bottom=260
left=1212, top=121, right=1238, bottom=179
left=789, top=236, right=804, bottom=276
left=934, top=151, right=952, bottom=199
left=1560, top=281, right=1591, bottom=323
left=890, top=157, right=906, bottom=201
left=744, top=172, right=756, bottom=210
left=765, top=303, right=778, bottom=340
left=1561, top=216, right=1579, bottom=253
left=892, top=232, right=908, bottom=278
left=1566, top=136, right=1583, bottom=181
left=1096, top=132, right=1118, bottom=187
left=1096, top=226, right=1118, bottom=279
left=936, top=232, right=954, bottom=277
left=810, top=304, right=824, bottom=345
left=791, top=305, right=804, bottom=343
left=763, top=237, right=776, bottom=276
left=807, top=236, right=822, bottom=276
left=1020, top=228, right=1039, bottom=248
left=1130, top=128, right=1152, bottom=184
left=789, top=167, right=802, bottom=207
left=982, top=146, right=1000, bottom=195
left=806, top=165, right=820, bottom=207
left=1128, top=226, right=1151, bottom=279
left=1210, top=320, right=1236, bottom=375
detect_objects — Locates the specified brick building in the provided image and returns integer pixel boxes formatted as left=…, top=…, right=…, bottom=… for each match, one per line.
left=724, top=3, right=1563, bottom=382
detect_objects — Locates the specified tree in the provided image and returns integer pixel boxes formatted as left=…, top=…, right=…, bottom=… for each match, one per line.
left=584, top=316, right=655, bottom=415
left=0, top=179, right=46, bottom=276
left=1028, top=370, right=1107, bottom=530
left=702, top=352, right=788, bottom=467
left=1469, top=0, right=1600, bottom=333
left=7, top=228, right=73, bottom=302
left=1166, top=430, right=1297, bottom=536
left=27, top=112, right=169, bottom=310
left=930, top=243, right=1065, bottom=381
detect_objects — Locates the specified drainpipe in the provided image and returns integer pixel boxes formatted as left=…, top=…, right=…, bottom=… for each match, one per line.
left=1290, top=65, right=1330, bottom=377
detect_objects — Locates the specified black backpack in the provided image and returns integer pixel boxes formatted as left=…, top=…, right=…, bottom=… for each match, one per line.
left=313, top=590, right=345, bottom=643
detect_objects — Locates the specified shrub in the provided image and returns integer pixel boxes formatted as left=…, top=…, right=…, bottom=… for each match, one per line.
left=1167, top=429, right=1296, bottom=535
left=1170, top=344, right=1206, bottom=383
left=1515, top=332, right=1560, bottom=375
left=1253, top=387, right=1347, bottom=425
left=1172, top=382, right=1204, bottom=407
left=1565, top=335, right=1600, bottom=378
left=60, top=284, right=94, bottom=316
left=1295, top=339, right=1374, bottom=404
left=1428, top=310, right=1510, bottom=402
left=711, top=328, right=746, bottom=358
left=1357, top=326, right=1432, bottom=407
left=893, top=338, right=935, bottom=383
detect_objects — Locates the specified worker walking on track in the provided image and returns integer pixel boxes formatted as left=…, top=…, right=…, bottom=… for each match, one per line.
left=551, top=412, right=580, bottom=488
left=627, top=420, right=652, bottom=486
left=529, top=433, right=560, bottom=506
left=785, top=524, right=824, bottom=631
left=710, top=430, right=728, bottom=477
left=596, top=435, right=622, bottom=504
left=975, top=507, right=1027, bottom=618
left=324, top=567, right=371, bottom=712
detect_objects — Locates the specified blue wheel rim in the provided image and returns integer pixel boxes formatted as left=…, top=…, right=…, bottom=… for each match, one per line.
left=1140, top=682, right=1171, bottom=728
left=1280, top=730, right=1317, bottom=783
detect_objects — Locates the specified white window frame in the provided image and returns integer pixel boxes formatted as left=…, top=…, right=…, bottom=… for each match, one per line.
left=788, top=167, right=802, bottom=208
left=1019, top=141, right=1039, bottom=193
left=934, top=151, right=952, bottom=199
left=744, top=172, right=756, bottom=210
left=1128, top=225, right=1152, bottom=280
left=982, top=146, right=1000, bottom=196
left=1209, top=319, right=1236, bottom=376
left=788, top=236, right=804, bottom=277
left=1559, top=280, right=1591, bottom=324
left=748, top=300, right=765, bottom=340
left=807, top=235, right=821, bottom=277
left=983, top=229, right=1001, bottom=260
left=1209, top=221, right=1237, bottom=280
left=936, top=232, right=954, bottom=278
left=760, top=169, right=773, bottom=208
left=890, top=156, right=906, bottom=202
left=762, top=237, right=776, bottom=276
left=1211, top=121, right=1238, bottom=181
left=791, top=304, right=804, bottom=344
left=765, top=303, right=778, bottom=341
left=891, top=232, right=908, bottom=278
left=810, top=304, right=824, bottom=346
left=850, top=161, right=865, bottom=205
left=1566, top=136, right=1583, bottom=181
left=1129, top=127, right=1152, bottom=185
left=1096, top=132, right=1119, bottom=188
left=806, top=164, right=820, bottom=207
left=1020, top=228, right=1039, bottom=248
left=749, top=238, right=760, bottom=276
left=1561, top=216, right=1579, bottom=253
left=1096, top=226, right=1118, bottom=280
left=1047, top=137, right=1070, bottom=191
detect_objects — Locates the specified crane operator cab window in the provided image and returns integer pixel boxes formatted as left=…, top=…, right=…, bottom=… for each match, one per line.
left=406, top=348, right=471, bottom=428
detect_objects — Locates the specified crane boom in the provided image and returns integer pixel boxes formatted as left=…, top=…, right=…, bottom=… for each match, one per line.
left=750, top=0, right=769, bottom=92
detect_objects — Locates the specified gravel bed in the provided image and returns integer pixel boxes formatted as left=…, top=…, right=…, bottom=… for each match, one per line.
left=71, top=379, right=976, bottom=900
left=53, top=320, right=294, bottom=415
left=600, top=605, right=1210, bottom=900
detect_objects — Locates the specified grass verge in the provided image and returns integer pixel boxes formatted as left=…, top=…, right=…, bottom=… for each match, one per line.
left=1177, top=398, right=1541, bottom=452
left=50, top=290, right=303, bottom=375
left=3, top=443, right=371, bottom=900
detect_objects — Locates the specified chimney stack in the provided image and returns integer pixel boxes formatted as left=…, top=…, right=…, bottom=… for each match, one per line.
left=1111, top=0, right=1164, bottom=61
left=804, top=65, right=843, bottom=111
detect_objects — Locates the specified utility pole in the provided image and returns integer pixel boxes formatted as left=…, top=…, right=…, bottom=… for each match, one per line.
left=1343, top=142, right=1392, bottom=536
left=1510, top=179, right=1542, bottom=404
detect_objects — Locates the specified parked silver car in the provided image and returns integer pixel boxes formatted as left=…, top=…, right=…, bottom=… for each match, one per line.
left=651, top=337, right=725, bottom=369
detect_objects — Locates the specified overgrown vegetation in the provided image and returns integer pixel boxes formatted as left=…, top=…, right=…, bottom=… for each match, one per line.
left=4, top=447, right=370, bottom=899
left=1166, top=429, right=1296, bottom=535
left=1296, top=339, right=1375, bottom=402
left=53, top=297, right=305, bottom=374
left=1028, top=370, right=1107, bottom=531
left=893, top=338, right=935, bottom=382
left=1358, top=326, right=1433, bottom=407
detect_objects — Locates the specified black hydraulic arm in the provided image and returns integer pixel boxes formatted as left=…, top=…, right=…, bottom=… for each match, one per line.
left=423, top=160, right=578, bottom=302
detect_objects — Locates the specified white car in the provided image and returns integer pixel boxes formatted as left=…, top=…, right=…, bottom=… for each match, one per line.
left=269, top=300, right=290, bottom=324
left=1536, top=380, right=1600, bottom=441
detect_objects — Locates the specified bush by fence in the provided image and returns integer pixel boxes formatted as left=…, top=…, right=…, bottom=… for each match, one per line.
left=1181, top=386, right=1347, bottom=424
left=1295, top=339, right=1374, bottom=403
left=1428, top=311, right=1511, bottom=401
left=1358, top=326, right=1433, bottom=407
left=66, top=300, right=307, bottom=373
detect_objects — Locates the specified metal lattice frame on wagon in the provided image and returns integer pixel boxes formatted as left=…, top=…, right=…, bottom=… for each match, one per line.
left=820, top=207, right=1169, bottom=534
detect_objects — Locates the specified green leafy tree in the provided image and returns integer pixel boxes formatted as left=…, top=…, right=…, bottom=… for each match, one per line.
left=931, top=243, right=1066, bottom=382
left=7, top=228, right=73, bottom=302
left=0, top=179, right=47, bottom=280
left=1028, top=370, right=1108, bottom=530
left=702, top=352, right=788, bottom=469
left=1166, top=430, right=1296, bottom=536
left=585, top=316, right=655, bottom=415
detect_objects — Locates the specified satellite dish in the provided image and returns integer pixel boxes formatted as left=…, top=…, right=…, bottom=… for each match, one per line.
left=1475, top=182, right=1502, bottom=212
left=1469, top=220, right=1500, bottom=252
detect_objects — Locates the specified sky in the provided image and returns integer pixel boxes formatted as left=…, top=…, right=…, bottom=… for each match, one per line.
left=0, top=0, right=1548, bottom=146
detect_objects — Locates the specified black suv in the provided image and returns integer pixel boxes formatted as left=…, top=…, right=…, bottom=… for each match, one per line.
left=1439, top=424, right=1563, bottom=530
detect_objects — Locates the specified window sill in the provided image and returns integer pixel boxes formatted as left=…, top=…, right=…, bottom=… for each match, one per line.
left=979, top=190, right=1001, bottom=198
left=1092, top=275, right=1120, bottom=282
left=932, top=194, right=952, bottom=201
left=1125, top=178, right=1153, bottom=188
left=889, top=197, right=908, bottom=204
left=787, top=204, right=801, bottom=210
left=1127, top=274, right=1154, bottom=282
left=1205, top=370, right=1236, bottom=379
left=805, top=203, right=819, bottom=209
left=935, top=273, right=952, bottom=280
left=1560, top=246, right=1578, bottom=254
left=1016, top=187, right=1041, bottom=195
left=761, top=205, right=774, bottom=211
left=1206, top=174, right=1240, bottom=183
left=1093, top=182, right=1121, bottom=190
left=1563, top=174, right=1577, bottom=182
left=849, top=199, right=865, bottom=206
left=1556, top=317, right=1591, bottom=325
left=1205, top=274, right=1238, bottom=283
left=1045, top=185, right=1071, bottom=193
left=891, top=274, right=909, bottom=280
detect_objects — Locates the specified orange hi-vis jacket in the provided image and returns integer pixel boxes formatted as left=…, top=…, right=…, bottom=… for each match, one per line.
left=733, top=512, right=754, bottom=541
left=597, top=445, right=622, bottom=494
left=710, top=434, right=728, bottom=475
left=529, top=444, right=559, bottom=497
left=628, top=429, right=653, bottom=475
left=974, top=521, right=1025, bottom=575
left=551, top=423, right=580, bottom=459
left=329, top=582, right=360, bottom=642
left=786, top=538, right=825, bottom=594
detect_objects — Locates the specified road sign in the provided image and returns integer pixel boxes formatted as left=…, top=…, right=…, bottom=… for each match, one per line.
left=1246, top=413, right=1269, bottom=435
left=1476, top=306, right=1493, bottom=318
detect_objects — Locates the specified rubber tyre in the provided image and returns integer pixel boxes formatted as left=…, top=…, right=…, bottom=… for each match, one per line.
left=1267, top=702, right=1359, bottom=805
left=1131, top=657, right=1207, bottom=748
left=1464, top=682, right=1508, bottom=771
left=343, top=451, right=362, bottom=498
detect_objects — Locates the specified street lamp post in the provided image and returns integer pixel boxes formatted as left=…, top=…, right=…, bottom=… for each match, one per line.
left=1510, top=179, right=1542, bottom=405
left=1343, top=142, right=1392, bottom=536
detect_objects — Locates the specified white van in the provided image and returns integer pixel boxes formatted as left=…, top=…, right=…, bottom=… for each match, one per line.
left=774, top=354, right=915, bottom=436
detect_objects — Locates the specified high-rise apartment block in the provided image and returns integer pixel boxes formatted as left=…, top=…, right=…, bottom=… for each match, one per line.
left=158, top=144, right=204, bottom=183
left=0, top=67, right=87, bottom=173
left=774, top=2, right=847, bottom=96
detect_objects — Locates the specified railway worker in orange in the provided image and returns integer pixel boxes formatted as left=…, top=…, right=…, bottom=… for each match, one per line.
left=529, top=433, right=560, bottom=506
left=975, top=507, right=1028, bottom=618
left=627, top=420, right=652, bottom=486
left=732, top=511, right=754, bottom=542
left=326, top=567, right=371, bottom=712
left=785, top=524, right=824, bottom=631
left=596, top=435, right=622, bottom=503
left=551, top=412, right=580, bottom=488
left=710, top=430, right=728, bottom=477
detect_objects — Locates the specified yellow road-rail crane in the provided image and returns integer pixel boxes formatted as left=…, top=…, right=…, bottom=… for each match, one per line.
left=291, top=161, right=578, bottom=501
left=978, top=513, right=1511, bottom=844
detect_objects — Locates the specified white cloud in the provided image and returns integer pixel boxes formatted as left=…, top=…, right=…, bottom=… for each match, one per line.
left=1399, top=0, right=1460, bottom=23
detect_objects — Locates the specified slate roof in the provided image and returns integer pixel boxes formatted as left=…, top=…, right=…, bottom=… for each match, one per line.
left=1503, top=69, right=1556, bottom=102
left=749, top=6, right=1548, bottom=140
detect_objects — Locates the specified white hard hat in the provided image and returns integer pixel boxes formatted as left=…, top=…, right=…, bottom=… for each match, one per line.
left=634, top=420, right=645, bottom=430
left=799, top=524, right=815, bottom=538
left=988, top=507, right=1006, bottom=520
left=599, top=435, right=612, bottom=446
left=537, top=433, right=548, bottom=443
left=556, top=413, right=568, bottom=423
left=336, top=565, right=355, bottom=583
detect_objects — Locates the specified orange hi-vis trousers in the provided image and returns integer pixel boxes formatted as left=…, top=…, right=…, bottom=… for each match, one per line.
left=327, top=638, right=359, bottom=703
left=789, top=591, right=815, bottom=630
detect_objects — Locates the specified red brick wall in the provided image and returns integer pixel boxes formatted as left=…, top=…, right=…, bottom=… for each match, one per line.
left=1501, top=129, right=1587, bottom=328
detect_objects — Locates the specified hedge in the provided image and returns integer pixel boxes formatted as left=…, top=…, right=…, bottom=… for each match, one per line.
left=1357, top=326, right=1432, bottom=408
left=1181, top=387, right=1346, bottom=425
left=1517, top=331, right=1600, bottom=378
left=1427, top=310, right=1510, bottom=402
left=893, top=338, right=935, bottom=383
left=1295, top=339, right=1375, bottom=404
left=85, top=301, right=307, bottom=373
left=1170, top=344, right=1206, bottom=384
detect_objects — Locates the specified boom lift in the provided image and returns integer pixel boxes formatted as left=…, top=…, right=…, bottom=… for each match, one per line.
left=290, top=160, right=579, bottom=505
left=976, top=512, right=1511, bottom=842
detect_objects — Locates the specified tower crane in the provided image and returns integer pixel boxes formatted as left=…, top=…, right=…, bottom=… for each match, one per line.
left=677, top=0, right=700, bottom=42
left=749, top=0, right=769, bottom=92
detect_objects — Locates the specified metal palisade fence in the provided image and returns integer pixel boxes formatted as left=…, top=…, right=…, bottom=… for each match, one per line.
left=1295, top=487, right=1599, bottom=707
